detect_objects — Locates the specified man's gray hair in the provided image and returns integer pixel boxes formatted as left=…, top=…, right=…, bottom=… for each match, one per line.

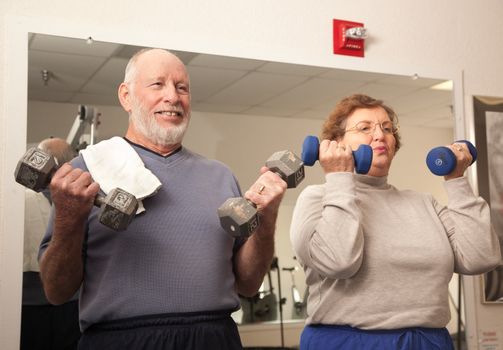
left=123, top=48, right=155, bottom=85
left=123, top=48, right=185, bottom=86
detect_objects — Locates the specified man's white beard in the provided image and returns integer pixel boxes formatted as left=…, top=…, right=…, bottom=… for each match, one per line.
left=129, top=96, right=190, bottom=147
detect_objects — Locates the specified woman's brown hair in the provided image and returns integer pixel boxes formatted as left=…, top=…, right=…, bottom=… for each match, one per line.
left=321, top=94, right=401, bottom=151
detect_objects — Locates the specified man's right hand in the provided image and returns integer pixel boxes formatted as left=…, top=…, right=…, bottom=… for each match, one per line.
left=50, top=163, right=101, bottom=225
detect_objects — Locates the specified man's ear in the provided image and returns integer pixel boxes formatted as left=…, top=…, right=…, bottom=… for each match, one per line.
left=118, top=83, right=132, bottom=112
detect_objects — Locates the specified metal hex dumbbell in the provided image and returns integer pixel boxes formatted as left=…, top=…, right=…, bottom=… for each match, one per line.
left=94, top=188, right=139, bottom=231
left=265, top=150, right=305, bottom=188
left=218, top=150, right=304, bottom=238
left=218, top=197, right=260, bottom=238
left=14, top=147, right=138, bottom=231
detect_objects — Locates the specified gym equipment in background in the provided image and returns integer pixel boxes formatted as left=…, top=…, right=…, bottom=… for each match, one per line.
left=240, top=270, right=278, bottom=324
left=67, top=105, right=101, bottom=153
left=282, top=262, right=308, bottom=320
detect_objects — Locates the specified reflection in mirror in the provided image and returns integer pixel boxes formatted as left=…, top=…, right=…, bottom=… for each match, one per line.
left=473, top=96, right=503, bottom=303
left=26, top=33, right=457, bottom=347
left=21, top=137, right=81, bottom=349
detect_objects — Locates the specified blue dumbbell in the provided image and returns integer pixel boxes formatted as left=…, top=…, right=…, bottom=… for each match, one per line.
left=426, top=140, right=478, bottom=176
left=301, top=135, right=373, bottom=174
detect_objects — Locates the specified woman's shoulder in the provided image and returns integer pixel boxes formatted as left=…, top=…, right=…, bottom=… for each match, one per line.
left=298, top=183, right=326, bottom=201
left=393, top=186, right=435, bottom=203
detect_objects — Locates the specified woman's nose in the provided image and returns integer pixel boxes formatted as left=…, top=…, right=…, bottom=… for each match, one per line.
left=372, top=124, right=385, bottom=139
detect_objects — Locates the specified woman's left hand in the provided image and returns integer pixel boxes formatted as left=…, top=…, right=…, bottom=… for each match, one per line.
left=444, top=142, right=473, bottom=180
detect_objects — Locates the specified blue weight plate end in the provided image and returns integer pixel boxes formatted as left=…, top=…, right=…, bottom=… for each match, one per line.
left=301, top=136, right=320, bottom=166
left=426, top=146, right=456, bottom=176
left=353, top=144, right=373, bottom=174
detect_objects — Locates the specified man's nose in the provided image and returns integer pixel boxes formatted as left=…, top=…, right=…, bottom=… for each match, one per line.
left=163, top=83, right=180, bottom=104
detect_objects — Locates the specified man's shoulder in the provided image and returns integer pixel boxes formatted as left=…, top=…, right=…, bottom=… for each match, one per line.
left=70, top=152, right=88, bottom=171
left=184, top=148, right=233, bottom=171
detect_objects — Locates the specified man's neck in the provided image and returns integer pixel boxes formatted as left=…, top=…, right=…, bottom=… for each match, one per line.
left=124, top=129, right=181, bottom=157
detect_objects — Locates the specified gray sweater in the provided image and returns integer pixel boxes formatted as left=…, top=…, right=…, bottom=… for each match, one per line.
left=290, top=172, right=501, bottom=329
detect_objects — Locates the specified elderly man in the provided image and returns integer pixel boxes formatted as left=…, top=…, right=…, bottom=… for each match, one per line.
left=39, top=48, right=287, bottom=350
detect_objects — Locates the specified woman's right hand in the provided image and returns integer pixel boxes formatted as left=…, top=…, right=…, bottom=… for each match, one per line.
left=319, top=139, right=355, bottom=174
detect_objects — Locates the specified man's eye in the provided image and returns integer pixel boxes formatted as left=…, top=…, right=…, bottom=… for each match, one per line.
left=177, top=84, right=189, bottom=94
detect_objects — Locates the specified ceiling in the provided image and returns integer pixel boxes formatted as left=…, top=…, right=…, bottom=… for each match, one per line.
left=28, top=33, right=454, bottom=128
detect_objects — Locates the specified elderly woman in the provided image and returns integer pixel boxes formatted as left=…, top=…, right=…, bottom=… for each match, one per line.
left=290, top=94, right=501, bottom=349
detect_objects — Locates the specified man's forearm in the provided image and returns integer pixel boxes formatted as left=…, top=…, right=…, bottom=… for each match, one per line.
left=235, top=168, right=286, bottom=297
left=234, top=221, right=276, bottom=297
left=39, top=223, right=85, bottom=305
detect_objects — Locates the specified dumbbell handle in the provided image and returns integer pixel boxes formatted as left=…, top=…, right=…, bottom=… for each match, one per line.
left=301, top=135, right=372, bottom=174
left=426, top=140, right=477, bottom=176
left=93, top=193, right=107, bottom=207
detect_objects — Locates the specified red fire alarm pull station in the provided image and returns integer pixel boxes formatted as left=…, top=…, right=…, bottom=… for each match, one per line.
left=333, top=19, right=367, bottom=57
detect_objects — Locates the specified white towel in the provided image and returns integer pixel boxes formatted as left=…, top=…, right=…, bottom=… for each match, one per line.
left=80, top=137, right=162, bottom=213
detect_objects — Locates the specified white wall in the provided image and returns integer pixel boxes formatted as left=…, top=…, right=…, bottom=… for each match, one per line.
left=2, top=1, right=503, bottom=349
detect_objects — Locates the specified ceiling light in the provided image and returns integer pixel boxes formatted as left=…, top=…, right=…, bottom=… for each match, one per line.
left=41, top=69, right=51, bottom=86
left=86, top=36, right=94, bottom=45
left=430, top=80, right=453, bottom=91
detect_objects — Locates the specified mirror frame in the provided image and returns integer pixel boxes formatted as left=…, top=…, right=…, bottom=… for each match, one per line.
left=473, top=96, right=503, bottom=304
left=1, top=14, right=466, bottom=348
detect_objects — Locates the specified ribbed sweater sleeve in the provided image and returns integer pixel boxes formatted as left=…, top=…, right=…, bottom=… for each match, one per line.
left=290, top=172, right=364, bottom=279
left=437, top=177, right=501, bottom=274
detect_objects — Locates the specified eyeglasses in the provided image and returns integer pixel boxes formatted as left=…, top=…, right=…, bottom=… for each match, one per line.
left=345, top=120, right=399, bottom=135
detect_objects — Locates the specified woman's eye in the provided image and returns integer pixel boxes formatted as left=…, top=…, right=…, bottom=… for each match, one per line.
left=382, top=123, right=394, bottom=133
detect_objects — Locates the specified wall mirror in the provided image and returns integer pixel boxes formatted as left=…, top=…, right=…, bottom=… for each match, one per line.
left=25, top=32, right=459, bottom=341
left=473, top=96, right=503, bottom=303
